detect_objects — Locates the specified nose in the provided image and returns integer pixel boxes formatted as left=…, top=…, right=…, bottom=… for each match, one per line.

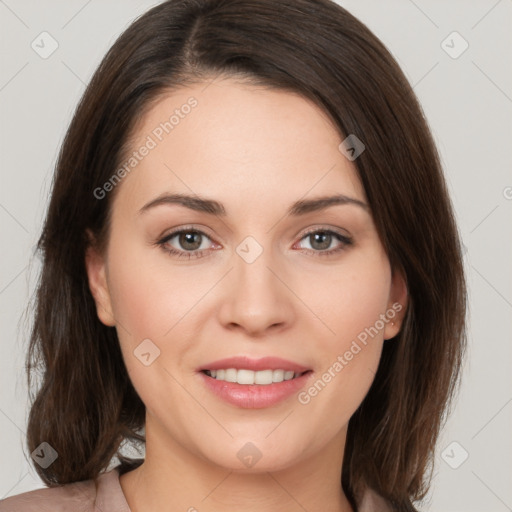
left=216, top=243, right=296, bottom=337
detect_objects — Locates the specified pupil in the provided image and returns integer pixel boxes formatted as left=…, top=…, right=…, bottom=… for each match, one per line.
left=311, top=232, right=331, bottom=250
left=180, top=232, right=201, bottom=250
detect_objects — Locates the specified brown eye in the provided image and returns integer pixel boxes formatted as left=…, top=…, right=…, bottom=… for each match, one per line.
left=295, top=229, right=353, bottom=255
left=159, top=229, right=214, bottom=256
left=177, top=231, right=203, bottom=251
left=308, top=231, right=332, bottom=250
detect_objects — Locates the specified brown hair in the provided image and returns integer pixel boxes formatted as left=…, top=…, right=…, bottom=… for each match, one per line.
left=25, top=1, right=467, bottom=510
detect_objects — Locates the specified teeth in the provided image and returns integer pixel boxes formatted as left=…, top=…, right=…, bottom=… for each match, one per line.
left=272, top=369, right=284, bottom=382
left=205, top=368, right=301, bottom=385
left=238, top=369, right=255, bottom=385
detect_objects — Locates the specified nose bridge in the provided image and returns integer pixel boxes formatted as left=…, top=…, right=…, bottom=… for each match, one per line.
left=234, top=236, right=275, bottom=292
left=217, top=234, right=295, bottom=334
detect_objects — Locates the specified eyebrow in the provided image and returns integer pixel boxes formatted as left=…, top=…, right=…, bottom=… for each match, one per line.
left=138, top=193, right=369, bottom=216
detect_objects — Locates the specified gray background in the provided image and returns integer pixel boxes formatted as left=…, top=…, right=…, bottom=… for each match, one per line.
left=1, top=1, right=511, bottom=510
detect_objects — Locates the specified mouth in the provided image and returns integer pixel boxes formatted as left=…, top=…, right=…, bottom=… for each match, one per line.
left=197, top=356, right=313, bottom=409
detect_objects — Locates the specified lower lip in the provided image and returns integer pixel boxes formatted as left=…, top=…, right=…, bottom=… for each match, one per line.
left=199, top=371, right=312, bottom=409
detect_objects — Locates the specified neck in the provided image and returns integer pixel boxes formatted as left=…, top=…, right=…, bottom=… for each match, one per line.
left=120, top=414, right=354, bottom=512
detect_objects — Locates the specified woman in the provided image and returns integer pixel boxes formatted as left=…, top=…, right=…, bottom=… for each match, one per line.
left=0, top=0, right=466, bottom=511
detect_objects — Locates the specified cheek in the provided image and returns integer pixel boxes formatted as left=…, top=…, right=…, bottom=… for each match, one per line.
left=106, top=237, right=212, bottom=340
left=104, top=238, right=216, bottom=401
left=294, top=250, right=390, bottom=416
left=304, top=249, right=391, bottom=347
left=104, top=245, right=204, bottom=415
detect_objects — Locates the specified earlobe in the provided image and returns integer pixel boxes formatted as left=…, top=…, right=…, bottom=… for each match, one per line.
left=84, top=235, right=116, bottom=327
left=384, top=267, right=408, bottom=340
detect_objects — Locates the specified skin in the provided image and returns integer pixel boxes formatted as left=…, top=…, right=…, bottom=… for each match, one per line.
left=86, top=76, right=408, bottom=512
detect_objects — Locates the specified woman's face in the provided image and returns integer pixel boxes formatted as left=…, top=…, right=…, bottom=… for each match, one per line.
left=86, top=76, right=406, bottom=472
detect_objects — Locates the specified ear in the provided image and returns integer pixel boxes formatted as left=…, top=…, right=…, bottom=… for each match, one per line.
left=84, top=232, right=116, bottom=327
left=383, top=266, right=408, bottom=341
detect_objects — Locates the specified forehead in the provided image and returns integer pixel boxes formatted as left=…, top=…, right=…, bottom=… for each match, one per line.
left=115, top=77, right=366, bottom=214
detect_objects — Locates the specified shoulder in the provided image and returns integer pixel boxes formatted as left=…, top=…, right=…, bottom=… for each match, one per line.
left=358, top=487, right=394, bottom=512
left=0, top=479, right=95, bottom=512
left=0, top=467, right=123, bottom=512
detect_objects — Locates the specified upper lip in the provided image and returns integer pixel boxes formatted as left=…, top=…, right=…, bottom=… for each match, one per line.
left=198, top=356, right=311, bottom=373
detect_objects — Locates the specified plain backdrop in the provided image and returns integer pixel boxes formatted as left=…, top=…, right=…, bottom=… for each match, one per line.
left=1, top=1, right=511, bottom=510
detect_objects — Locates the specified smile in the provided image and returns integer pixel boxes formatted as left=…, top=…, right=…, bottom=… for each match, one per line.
left=203, top=368, right=306, bottom=385
left=198, top=356, right=313, bottom=408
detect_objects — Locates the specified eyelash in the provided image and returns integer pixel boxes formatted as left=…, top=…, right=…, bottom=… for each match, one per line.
left=156, top=226, right=353, bottom=260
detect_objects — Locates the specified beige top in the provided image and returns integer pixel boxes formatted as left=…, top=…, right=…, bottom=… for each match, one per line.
left=0, top=466, right=392, bottom=511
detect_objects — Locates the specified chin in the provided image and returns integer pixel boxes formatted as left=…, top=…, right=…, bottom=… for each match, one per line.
left=196, top=437, right=309, bottom=474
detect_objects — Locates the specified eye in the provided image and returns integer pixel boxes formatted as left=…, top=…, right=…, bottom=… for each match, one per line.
left=169, top=231, right=209, bottom=251
left=295, top=229, right=352, bottom=255
left=157, top=228, right=218, bottom=259
left=156, top=226, right=352, bottom=260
